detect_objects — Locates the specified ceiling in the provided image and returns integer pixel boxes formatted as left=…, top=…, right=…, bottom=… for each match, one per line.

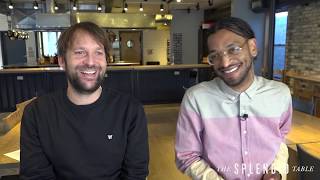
left=1, top=0, right=231, bottom=14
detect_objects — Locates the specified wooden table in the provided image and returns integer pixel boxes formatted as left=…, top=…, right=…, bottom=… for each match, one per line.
left=286, top=110, right=320, bottom=145
left=285, top=110, right=320, bottom=180
left=285, top=71, right=320, bottom=117
left=299, top=143, right=320, bottom=158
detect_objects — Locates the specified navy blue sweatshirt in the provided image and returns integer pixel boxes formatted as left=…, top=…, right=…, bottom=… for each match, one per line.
left=20, top=88, right=149, bottom=180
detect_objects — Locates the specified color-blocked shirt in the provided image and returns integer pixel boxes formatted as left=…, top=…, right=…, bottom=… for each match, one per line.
left=175, top=76, right=292, bottom=180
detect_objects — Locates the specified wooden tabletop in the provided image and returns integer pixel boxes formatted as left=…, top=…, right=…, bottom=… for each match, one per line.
left=299, top=143, right=320, bottom=158
left=286, top=110, right=320, bottom=145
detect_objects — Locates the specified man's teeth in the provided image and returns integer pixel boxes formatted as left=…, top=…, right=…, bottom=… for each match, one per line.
left=82, top=70, right=96, bottom=74
left=223, top=66, right=238, bottom=74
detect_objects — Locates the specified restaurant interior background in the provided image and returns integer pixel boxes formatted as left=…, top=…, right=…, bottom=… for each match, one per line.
left=1, top=0, right=320, bottom=179
left=1, top=0, right=320, bottom=130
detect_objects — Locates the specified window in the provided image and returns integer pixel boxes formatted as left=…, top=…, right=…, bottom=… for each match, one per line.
left=273, top=11, right=288, bottom=80
left=38, top=31, right=61, bottom=57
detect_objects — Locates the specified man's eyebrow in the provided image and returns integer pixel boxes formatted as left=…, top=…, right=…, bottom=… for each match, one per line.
left=225, top=42, right=240, bottom=48
left=209, top=41, right=242, bottom=53
left=72, top=47, right=85, bottom=50
left=208, top=49, right=217, bottom=53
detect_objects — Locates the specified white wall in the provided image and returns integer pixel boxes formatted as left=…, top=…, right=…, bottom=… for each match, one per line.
left=231, top=0, right=266, bottom=75
left=0, top=14, right=8, bottom=31
left=0, top=37, right=3, bottom=69
left=171, top=10, right=204, bottom=64
left=0, top=14, right=8, bottom=68
left=142, top=29, right=170, bottom=65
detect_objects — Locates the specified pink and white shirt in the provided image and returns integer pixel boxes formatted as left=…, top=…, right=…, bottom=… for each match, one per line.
left=175, top=76, right=292, bottom=180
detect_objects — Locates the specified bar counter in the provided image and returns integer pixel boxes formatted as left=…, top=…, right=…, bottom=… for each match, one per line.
left=0, top=64, right=211, bottom=73
left=0, top=64, right=213, bottom=112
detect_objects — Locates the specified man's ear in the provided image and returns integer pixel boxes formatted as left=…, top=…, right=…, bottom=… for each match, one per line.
left=248, top=38, right=258, bottom=57
left=58, top=56, right=65, bottom=70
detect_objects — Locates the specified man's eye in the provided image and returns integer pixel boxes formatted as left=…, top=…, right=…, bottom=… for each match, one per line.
left=211, top=53, right=219, bottom=59
left=209, top=53, right=219, bottom=60
left=96, top=51, right=105, bottom=56
left=228, top=46, right=241, bottom=55
left=74, top=50, right=86, bottom=56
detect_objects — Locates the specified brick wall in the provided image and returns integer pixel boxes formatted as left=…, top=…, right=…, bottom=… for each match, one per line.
left=286, top=0, right=320, bottom=73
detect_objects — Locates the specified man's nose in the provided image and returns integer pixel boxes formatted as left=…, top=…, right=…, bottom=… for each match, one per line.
left=219, top=52, right=232, bottom=67
left=85, top=52, right=95, bottom=65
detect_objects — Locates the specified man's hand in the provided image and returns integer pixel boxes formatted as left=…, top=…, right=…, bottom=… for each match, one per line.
left=262, top=170, right=281, bottom=180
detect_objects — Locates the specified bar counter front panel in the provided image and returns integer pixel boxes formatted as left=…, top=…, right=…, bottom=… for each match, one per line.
left=0, top=64, right=213, bottom=112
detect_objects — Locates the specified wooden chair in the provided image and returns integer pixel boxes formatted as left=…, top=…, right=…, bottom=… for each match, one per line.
left=296, top=144, right=320, bottom=180
left=0, top=97, right=36, bottom=135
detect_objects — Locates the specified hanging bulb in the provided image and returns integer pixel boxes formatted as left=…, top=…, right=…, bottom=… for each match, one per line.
left=124, top=3, right=128, bottom=11
left=54, top=1, right=59, bottom=10
left=33, top=1, right=39, bottom=10
left=72, top=1, right=77, bottom=11
left=160, top=3, right=164, bottom=12
left=8, top=1, right=14, bottom=9
left=139, top=3, right=143, bottom=11
left=97, top=2, right=102, bottom=11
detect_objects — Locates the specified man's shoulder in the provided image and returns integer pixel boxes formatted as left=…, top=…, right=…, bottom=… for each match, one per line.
left=103, top=88, right=141, bottom=106
left=256, top=76, right=290, bottom=94
left=186, top=79, right=219, bottom=95
left=25, top=90, right=63, bottom=111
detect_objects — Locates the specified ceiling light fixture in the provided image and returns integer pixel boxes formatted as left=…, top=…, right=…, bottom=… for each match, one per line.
left=196, top=2, right=200, bottom=10
left=54, top=1, right=59, bottom=10
left=8, top=1, right=14, bottom=9
left=97, top=1, right=102, bottom=11
left=160, top=4, right=164, bottom=12
left=176, top=0, right=181, bottom=3
left=72, top=1, right=77, bottom=11
left=124, top=2, right=128, bottom=11
left=33, top=1, right=39, bottom=10
left=139, top=3, right=143, bottom=11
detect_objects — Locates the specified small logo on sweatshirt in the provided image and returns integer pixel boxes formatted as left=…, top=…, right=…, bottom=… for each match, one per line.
left=106, top=134, right=113, bottom=140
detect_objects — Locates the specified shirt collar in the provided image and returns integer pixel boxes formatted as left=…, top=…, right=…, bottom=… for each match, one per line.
left=244, top=76, right=258, bottom=99
left=217, top=76, right=258, bottom=101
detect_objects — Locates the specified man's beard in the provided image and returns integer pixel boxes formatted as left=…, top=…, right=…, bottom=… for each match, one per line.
left=66, top=64, right=105, bottom=95
left=216, top=60, right=253, bottom=88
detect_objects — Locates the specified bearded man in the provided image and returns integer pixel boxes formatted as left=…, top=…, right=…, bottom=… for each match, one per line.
left=175, top=17, right=291, bottom=180
left=20, top=22, right=149, bottom=180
